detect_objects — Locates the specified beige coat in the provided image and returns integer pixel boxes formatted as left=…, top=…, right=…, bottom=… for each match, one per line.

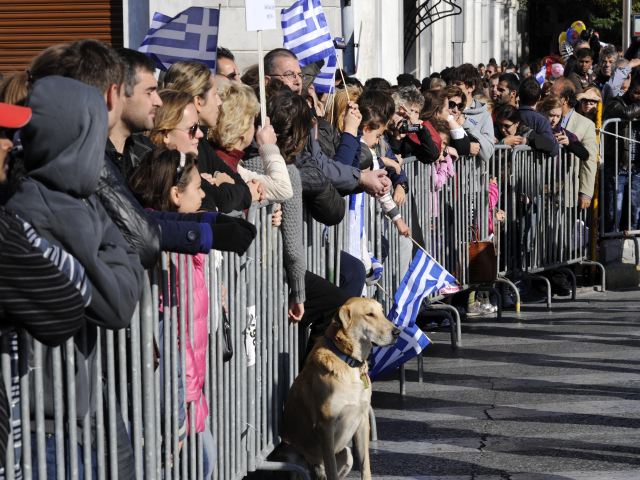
left=566, top=110, right=598, bottom=199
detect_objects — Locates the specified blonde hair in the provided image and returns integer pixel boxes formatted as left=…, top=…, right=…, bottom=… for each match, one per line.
left=163, top=61, right=212, bottom=100
left=211, top=82, right=260, bottom=150
left=0, top=71, right=28, bottom=105
left=324, top=85, right=362, bottom=131
left=148, top=89, right=195, bottom=146
left=581, top=86, right=602, bottom=102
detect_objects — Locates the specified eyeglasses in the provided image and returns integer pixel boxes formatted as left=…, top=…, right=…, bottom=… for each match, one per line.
left=270, top=71, right=304, bottom=81
left=173, top=123, right=201, bottom=139
left=448, top=101, right=464, bottom=111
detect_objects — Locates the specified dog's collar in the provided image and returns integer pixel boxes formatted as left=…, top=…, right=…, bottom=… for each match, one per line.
left=326, top=338, right=364, bottom=368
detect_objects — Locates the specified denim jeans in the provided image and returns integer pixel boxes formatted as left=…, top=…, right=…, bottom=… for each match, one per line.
left=31, top=434, right=97, bottom=480
left=606, top=170, right=640, bottom=232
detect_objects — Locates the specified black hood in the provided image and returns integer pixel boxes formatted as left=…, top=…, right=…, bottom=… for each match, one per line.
left=23, top=76, right=107, bottom=198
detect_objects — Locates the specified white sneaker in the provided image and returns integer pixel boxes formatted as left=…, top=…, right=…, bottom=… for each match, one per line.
left=466, top=301, right=486, bottom=317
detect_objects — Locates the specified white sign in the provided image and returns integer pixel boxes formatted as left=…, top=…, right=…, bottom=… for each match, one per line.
left=245, top=0, right=277, bottom=32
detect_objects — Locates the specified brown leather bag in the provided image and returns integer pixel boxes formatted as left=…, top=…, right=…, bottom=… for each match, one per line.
left=468, top=227, right=497, bottom=284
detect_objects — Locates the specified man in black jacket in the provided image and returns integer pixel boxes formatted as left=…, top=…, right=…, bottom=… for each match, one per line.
left=603, top=70, right=640, bottom=231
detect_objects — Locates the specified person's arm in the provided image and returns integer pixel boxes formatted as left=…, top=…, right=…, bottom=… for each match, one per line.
left=333, top=132, right=360, bottom=167
left=280, top=166, right=306, bottom=308
left=83, top=201, right=145, bottom=330
left=565, top=139, right=590, bottom=161
left=605, top=96, right=640, bottom=121
left=238, top=145, right=294, bottom=202
left=603, top=65, right=631, bottom=103
left=97, top=158, right=161, bottom=269
left=463, top=112, right=495, bottom=161
left=147, top=210, right=256, bottom=256
left=449, top=126, right=471, bottom=156
left=526, top=130, right=557, bottom=156
left=402, top=127, right=440, bottom=164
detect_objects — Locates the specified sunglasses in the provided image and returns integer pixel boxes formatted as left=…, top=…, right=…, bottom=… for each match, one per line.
left=498, top=122, right=515, bottom=130
left=448, top=101, right=464, bottom=111
left=173, top=123, right=201, bottom=139
left=580, top=99, right=599, bottom=105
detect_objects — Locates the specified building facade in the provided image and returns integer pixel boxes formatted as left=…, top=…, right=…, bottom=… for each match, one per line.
left=0, top=0, right=524, bottom=81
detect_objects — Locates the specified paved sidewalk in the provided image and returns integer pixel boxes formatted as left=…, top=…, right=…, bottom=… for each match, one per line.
left=356, top=288, right=640, bottom=480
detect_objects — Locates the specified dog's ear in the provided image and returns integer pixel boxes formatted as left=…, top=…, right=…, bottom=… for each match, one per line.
left=337, top=303, right=352, bottom=330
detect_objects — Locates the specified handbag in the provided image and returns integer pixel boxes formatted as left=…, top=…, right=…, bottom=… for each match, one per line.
left=221, top=307, right=233, bottom=362
left=468, top=226, right=497, bottom=284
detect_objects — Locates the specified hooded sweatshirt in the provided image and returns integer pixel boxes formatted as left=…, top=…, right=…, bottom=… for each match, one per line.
left=7, top=76, right=144, bottom=428
left=462, top=98, right=495, bottom=163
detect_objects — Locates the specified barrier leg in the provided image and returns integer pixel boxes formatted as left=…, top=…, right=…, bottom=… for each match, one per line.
left=580, top=260, right=607, bottom=292
left=417, top=354, right=423, bottom=383
left=494, top=277, right=521, bottom=314
left=557, top=267, right=577, bottom=300
left=527, top=274, right=552, bottom=310
left=427, top=303, right=462, bottom=348
left=399, top=363, right=406, bottom=396
left=369, top=406, right=378, bottom=443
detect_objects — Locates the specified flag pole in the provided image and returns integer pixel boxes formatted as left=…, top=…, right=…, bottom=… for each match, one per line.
left=374, top=282, right=391, bottom=299
left=257, top=29, right=267, bottom=127
left=338, top=67, right=350, bottom=103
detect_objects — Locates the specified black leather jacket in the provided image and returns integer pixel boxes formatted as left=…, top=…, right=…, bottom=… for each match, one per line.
left=98, top=149, right=161, bottom=269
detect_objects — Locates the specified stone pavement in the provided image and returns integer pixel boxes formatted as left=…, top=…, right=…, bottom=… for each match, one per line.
left=353, top=288, right=640, bottom=480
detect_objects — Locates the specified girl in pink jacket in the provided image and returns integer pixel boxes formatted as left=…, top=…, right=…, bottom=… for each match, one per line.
left=128, top=148, right=214, bottom=478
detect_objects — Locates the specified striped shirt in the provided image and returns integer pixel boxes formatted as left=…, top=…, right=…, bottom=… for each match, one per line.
left=0, top=208, right=92, bottom=474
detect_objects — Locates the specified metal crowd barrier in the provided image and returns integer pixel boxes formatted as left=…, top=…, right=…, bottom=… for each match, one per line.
left=490, top=145, right=604, bottom=306
left=600, top=118, right=640, bottom=239
left=0, top=203, right=304, bottom=480
left=1, top=143, right=609, bottom=478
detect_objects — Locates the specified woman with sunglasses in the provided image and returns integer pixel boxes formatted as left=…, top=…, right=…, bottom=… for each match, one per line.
left=422, top=87, right=472, bottom=157
left=163, top=61, right=253, bottom=213
left=576, top=86, right=601, bottom=124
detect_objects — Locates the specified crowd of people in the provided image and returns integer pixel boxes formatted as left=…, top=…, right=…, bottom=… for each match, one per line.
left=0, top=29, right=637, bottom=477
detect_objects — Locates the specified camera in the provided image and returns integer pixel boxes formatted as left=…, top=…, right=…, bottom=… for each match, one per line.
left=398, top=119, right=421, bottom=134
left=333, top=37, right=347, bottom=50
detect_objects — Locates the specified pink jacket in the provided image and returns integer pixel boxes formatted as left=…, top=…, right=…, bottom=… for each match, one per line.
left=179, top=253, right=210, bottom=433
left=430, top=154, right=456, bottom=216
left=488, top=181, right=499, bottom=235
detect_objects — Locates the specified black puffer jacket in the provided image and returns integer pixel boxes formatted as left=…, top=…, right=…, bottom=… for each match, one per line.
left=603, top=94, right=640, bottom=172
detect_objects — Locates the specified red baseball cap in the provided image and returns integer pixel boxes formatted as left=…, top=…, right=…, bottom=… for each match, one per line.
left=0, top=102, right=32, bottom=129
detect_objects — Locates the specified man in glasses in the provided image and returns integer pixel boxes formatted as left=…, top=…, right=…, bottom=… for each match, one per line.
left=263, top=48, right=390, bottom=197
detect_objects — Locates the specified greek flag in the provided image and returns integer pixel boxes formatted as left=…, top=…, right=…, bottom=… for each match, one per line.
left=281, top=0, right=337, bottom=93
left=139, top=7, right=220, bottom=71
left=369, top=249, right=457, bottom=378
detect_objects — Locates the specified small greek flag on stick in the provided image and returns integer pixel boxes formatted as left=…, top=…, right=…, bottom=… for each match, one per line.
left=281, top=0, right=337, bottom=93
left=369, top=249, right=457, bottom=378
left=139, top=7, right=220, bottom=71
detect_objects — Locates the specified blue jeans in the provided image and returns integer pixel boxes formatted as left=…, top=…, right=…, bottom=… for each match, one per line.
left=606, top=170, right=640, bottom=232
left=31, top=434, right=97, bottom=480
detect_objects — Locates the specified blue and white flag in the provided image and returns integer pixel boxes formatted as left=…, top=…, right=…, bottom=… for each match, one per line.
left=369, top=248, right=457, bottom=378
left=139, top=7, right=220, bottom=71
left=347, top=193, right=365, bottom=260
left=281, top=0, right=337, bottom=93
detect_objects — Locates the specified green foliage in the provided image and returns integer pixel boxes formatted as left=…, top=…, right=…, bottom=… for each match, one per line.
left=588, top=0, right=640, bottom=44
